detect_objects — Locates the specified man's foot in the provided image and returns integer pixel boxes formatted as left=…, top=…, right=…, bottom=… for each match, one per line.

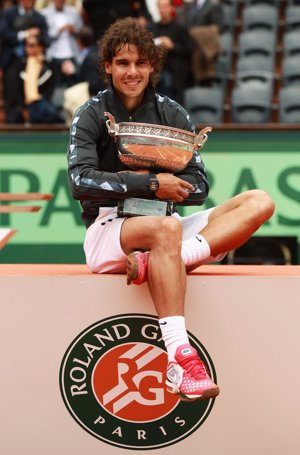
left=166, top=343, right=219, bottom=401
left=127, top=251, right=149, bottom=285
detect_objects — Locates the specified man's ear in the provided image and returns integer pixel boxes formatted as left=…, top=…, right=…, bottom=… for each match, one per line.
left=104, top=61, right=112, bottom=74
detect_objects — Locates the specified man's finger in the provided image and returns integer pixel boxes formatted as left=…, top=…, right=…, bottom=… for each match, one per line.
left=179, top=180, right=194, bottom=191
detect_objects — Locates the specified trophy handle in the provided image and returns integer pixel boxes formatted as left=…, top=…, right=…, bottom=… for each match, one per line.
left=105, top=111, right=119, bottom=136
left=194, top=126, right=212, bottom=150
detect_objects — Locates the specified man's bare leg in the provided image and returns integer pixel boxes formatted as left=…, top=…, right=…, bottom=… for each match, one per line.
left=183, top=190, right=275, bottom=271
left=120, top=215, right=219, bottom=401
left=201, top=190, right=275, bottom=256
left=121, top=216, right=186, bottom=318
left=121, top=215, right=191, bottom=357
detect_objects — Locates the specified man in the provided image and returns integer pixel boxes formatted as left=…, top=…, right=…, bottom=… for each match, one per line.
left=82, top=0, right=152, bottom=40
left=0, top=0, right=49, bottom=123
left=41, top=0, right=83, bottom=86
left=74, top=25, right=104, bottom=96
left=148, top=0, right=193, bottom=104
left=63, top=25, right=105, bottom=124
left=20, top=34, right=64, bottom=123
left=176, top=0, right=224, bottom=86
left=176, top=0, right=223, bottom=30
left=67, top=17, right=275, bottom=402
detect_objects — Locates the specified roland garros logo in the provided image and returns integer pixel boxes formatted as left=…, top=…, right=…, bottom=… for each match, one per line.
left=59, top=314, right=217, bottom=450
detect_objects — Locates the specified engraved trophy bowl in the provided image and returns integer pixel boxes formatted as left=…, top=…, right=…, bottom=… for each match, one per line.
left=105, top=112, right=212, bottom=172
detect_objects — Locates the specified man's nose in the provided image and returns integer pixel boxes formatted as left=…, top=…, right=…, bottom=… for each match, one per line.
left=127, top=63, right=138, bottom=76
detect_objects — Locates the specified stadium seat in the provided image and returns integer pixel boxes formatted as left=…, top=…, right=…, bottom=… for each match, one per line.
left=222, top=2, right=238, bottom=32
left=285, top=6, right=300, bottom=30
left=238, top=30, right=276, bottom=59
left=231, top=86, right=272, bottom=123
left=282, top=55, right=300, bottom=85
left=242, top=4, right=278, bottom=32
left=184, top=86, right=224, bottom=124
left=215, top=32, right=233, bottom=81
left=236, top=54, right=275, bottom=73
left=235, top=69, right=274, bottom=98
left=244, top=0, right=280, bottom=5
left=279, top=86, right=300, bottom=122
left=283, top=31, right=300, bottom=57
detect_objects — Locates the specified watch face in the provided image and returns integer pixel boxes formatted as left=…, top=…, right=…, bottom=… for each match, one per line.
left=149, top=179, right=159, bottom=192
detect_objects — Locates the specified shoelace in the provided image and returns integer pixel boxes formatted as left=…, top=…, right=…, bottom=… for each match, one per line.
left=179, top=353, right=208, bottom=380
left=136, top=252, right=149, bottom=279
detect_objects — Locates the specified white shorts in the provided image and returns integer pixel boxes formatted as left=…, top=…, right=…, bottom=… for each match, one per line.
left=84, top=206, right=225, bottom=274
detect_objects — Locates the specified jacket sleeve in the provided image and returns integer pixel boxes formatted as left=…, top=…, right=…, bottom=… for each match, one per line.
left=0, top=9, right=21, bottom=46
left=67, top=105, right=151, bottom=201
left=174, top=150, right=209, bottom=206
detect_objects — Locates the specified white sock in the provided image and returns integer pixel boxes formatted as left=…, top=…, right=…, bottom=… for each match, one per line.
left=159, top=315, right=189, bottom=362
left=181, top=234, right=211, bottom=267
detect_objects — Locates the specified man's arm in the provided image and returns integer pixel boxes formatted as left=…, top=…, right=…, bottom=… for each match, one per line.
left=67, top=107, right=153, bottom=202
left=0, top=8, right=21, bottom=46
left=152, top=150, right=209, bottom=206
left=174, top=152, right=209, bottom=206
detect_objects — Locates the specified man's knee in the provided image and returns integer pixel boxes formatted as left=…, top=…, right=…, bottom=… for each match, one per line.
left=154, top=216, right=182, bottom=246
left=246, top=189, right=275, bottom=224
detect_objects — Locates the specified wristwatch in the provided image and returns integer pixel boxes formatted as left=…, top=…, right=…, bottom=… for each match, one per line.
left=148, top=173, right=159, bottom=195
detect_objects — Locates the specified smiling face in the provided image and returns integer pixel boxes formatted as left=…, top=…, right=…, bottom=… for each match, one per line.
left=104, top=44, right=154, bottom=113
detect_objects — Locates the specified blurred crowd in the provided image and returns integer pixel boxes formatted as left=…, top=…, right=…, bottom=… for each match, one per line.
left=0, top=0, right=223, bottom=124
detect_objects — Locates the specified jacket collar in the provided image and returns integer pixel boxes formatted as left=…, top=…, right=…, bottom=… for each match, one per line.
left=106, top=82, right=156, bottom=122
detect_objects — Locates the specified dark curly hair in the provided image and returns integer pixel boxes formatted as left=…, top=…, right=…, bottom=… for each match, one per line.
left=98, top=17, right=166, bottom=86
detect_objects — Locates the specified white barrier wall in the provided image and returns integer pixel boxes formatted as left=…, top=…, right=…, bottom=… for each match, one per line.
left=1, top=265, right=300, bottom=455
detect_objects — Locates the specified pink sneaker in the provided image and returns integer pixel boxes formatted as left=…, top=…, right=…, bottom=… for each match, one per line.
left=166, top=343, right=219, bottom=401
left=127, top=251, right=149, bottom=285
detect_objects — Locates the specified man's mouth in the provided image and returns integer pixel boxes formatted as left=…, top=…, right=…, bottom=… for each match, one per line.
left=123, top=80, right=140, bottom=87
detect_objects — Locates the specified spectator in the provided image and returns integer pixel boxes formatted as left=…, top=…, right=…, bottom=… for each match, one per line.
left=148, top=0, right=193, bottom=105
left=176, top=0, right=223, bottom=86
left=75, top=25, right=104, bottom=95
left=35, top=0, right=82, bottom=9
left=82, top=0, right=152, bottom=40
left=41, top=0, right=83, bottom=87
left=177, top=0, right=223, bottom=30
left=0, top=0, right=49, bottom=123
left=21, top=33, right=64, bottom=123
left=0, top=1, right=17, bottom=16
left=63, top=25, right=105, bottom=124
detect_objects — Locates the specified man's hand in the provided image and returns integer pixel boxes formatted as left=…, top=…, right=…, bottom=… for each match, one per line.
left=158, top=36, right=174, bottom=51
left=155, top=173, right=194, bottom=203
left=59, top=24, right=76, bottom=34
left=61, top=59, right=76, bottom=75
left=26, top=27, right=40, bottom=37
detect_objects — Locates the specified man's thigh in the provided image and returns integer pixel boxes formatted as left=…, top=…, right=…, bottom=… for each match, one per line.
left=173, top=208, right=215, bottom=240
left=84, top=208, right=127, bottom=273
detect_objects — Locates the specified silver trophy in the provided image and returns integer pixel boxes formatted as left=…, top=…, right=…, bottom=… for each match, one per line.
left=105, top=112, right=212, bottom=173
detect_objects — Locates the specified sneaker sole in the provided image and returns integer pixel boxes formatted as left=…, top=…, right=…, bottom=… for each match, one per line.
left=127, top=252, right=139, bottom=285
left=166, top=381, right=220, bottom=402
